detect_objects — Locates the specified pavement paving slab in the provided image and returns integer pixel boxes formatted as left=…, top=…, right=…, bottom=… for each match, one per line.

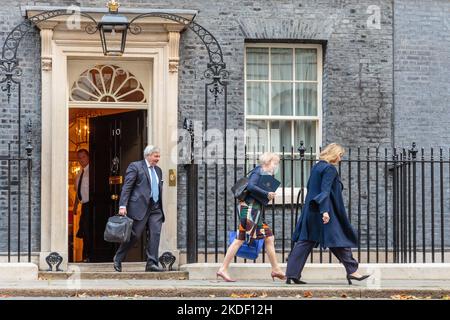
left=1, top=279, right=450, bottom=299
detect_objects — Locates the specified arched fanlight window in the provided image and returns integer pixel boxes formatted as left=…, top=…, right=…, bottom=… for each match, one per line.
left=70, top=64, right=147, bottom=103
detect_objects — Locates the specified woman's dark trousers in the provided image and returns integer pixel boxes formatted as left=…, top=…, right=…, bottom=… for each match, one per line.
left=286, top=240, right=359, bottom=279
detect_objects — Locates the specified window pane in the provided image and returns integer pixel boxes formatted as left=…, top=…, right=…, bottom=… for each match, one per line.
left=246, top=47, right=269, bottom=80
left=246, top=120, right=268, bottom=153
left=294, top=121, right=316, bottom=153
left=295, top=83, right=317, bottom=116
left=271, top=48, right=293, bottom=80
left=247, top=82, right=269, bottom=115
left=295, top=156, right=314, bottom=188
left=295, top=48, right=317, bottom=81
left=274, top=155, right=313, bottom=188
left=274, top=157, right=293, bottom=187
left=270, top=120, right=292, bottom=152
left=271, top=82, right=293, bottom=115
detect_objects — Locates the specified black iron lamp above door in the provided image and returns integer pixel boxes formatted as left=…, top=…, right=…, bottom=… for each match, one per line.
left=98, top=0, right=129, bottom=56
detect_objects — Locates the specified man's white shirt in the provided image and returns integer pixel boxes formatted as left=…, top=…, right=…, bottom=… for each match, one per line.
left=75, top=164, right=89, bottom=203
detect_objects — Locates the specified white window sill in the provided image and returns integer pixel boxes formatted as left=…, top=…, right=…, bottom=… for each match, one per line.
left=272, top=187, right=307, bottom=205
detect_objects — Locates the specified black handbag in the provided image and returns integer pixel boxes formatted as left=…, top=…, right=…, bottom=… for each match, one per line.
left=231, top=168, right=256, bottom=200
left=104, top=215, right=133, bottom=243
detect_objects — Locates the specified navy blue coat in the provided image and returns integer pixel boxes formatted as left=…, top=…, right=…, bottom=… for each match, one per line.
left=244, top=166, right=270, bottom=205
left=292, top=160, right=358, bottom=248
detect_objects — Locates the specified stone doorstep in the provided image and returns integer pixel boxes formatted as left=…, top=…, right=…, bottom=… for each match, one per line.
left=0, top=263, right=39, bottom=281
left=1, top=287, right=450, bottom=299
left=180, top=263, right=450, bottom=280
left=38, top=271, right=189, bottom=280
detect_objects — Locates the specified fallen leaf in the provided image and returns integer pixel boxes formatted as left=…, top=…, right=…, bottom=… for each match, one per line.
left=442, top=295, right=450, bottom=300
left=304, top=291, right=313, bottom=298
left=341, top=293, right=348, bottom=298
left=391, top=295, right=418, bottom=300
left=230, top=293, right=258, bottom=298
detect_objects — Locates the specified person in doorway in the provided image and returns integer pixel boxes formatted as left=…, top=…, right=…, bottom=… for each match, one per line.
left=73, top=148, right=92, bottom=263
left=286, top=143, right=370, bottom=285
left=216, top=152, right=286, bottom=282
left=113, top=145, right=165, bottom=272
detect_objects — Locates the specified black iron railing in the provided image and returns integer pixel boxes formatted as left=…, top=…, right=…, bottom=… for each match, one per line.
left=185, top=142, right=450, bottom=264
left=0, top=128, right=33, bottom=263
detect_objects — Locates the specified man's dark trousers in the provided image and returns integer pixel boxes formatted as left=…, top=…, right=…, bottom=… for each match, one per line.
left=114, top=200, right=164, bottom=266
left=77, top=202, right=93, bottom=260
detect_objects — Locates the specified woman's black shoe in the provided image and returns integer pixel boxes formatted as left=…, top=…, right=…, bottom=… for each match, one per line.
left=346, top=274, right=370, bottom=285
left=286, top=278, right=307, bottom=285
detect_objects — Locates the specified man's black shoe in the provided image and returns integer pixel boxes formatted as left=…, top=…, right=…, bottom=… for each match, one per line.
left=145, top=264, right=163, bottom=272
left=113, top=256, right=122, bottom=272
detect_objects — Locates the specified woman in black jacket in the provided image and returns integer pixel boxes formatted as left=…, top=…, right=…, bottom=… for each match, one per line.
left=216, top=152, right=285, bottom=282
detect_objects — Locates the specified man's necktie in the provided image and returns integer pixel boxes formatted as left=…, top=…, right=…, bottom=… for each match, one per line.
left=150, top=166, right=159, bottom=203
left=77, top=169, right=84, bottom=201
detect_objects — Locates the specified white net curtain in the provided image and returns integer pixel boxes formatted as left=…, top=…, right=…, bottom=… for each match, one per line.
left=245, top=46, right=320, bottom=187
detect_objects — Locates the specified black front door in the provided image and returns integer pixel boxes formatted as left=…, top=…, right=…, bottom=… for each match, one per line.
left=89, top=110, right=147, bottom=262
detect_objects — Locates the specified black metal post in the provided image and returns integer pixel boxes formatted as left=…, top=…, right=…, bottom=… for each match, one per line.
left=7, top=143, right=11, bottom=262
left=366, top=148, right=370, bottom=263
left=184, top=119, right=198, bottom=264
left=384, top=148, right=388, bottom=262
left=375, top=147, right=379, bottom=263
left=440, top=148, right=444, bottom=263
left=421, top=148, right=426, bottom=262
left=409, top=142, right=418, bottom=263
left=186, top=163, right=198, bottom=264
left=26, top=120, right=33, bottom=263
left=431, top=148, right=435, bottom=262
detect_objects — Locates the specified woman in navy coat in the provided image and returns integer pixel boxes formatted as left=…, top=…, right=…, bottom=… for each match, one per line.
left=286, top=143, right=370, bottom=285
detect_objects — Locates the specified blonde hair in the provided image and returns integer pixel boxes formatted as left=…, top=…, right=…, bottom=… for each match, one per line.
left=259, top=152, right=280, bottom=166
left=319, top=143, right=345, bottom=164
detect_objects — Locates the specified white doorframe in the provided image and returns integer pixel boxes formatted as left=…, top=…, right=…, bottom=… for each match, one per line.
left=38, top=33, right=180, bottom=271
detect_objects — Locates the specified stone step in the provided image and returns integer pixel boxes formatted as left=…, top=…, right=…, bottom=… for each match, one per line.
left=38, top=262, right=187, bottom=280
left=68, top=262, right=149, bottom=272
left=38, top=271, right=189, bottom=280
left=181, top=263, right=450, bottom=280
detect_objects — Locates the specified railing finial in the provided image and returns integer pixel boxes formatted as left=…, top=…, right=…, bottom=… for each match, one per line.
left=408, top=142, right=418, bottom=160
left=298, top=140, right=305, bottom=159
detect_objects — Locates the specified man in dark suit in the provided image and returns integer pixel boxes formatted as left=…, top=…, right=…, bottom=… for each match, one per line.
left=73, top=149, right=93, bottom=263
left=113, top=145, right=165, bottom=272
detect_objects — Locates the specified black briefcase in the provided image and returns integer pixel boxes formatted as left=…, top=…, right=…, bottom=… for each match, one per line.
left=104, top=215, right=133, bottom=243
left=231, top=176, right=249, bottom=200
left=231, top=168, right=257, bottom=200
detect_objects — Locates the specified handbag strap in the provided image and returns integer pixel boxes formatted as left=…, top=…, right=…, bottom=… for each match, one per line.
left=245, top=166, right=258, bottom=178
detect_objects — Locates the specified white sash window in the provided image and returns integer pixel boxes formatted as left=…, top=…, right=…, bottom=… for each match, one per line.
left=245, top=43, right=323, bottom=189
